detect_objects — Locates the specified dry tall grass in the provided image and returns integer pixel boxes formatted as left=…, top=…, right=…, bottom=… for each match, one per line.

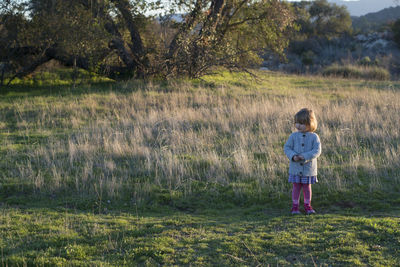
left=2, top=73, right=400, bottom=205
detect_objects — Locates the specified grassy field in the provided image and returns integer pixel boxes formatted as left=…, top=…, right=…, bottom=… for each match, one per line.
left=1, top=71, right=400, bottom=266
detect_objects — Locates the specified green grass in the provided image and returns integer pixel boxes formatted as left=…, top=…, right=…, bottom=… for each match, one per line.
left=1, top=70, right=400, bottom=265
left=3, top=68, right=114, bottom=87
left=1, top=202, right=400, bottom=266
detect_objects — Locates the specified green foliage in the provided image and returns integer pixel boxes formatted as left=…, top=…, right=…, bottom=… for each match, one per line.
left=164, top=0, right=295, bottom=77
left=292, top=0, right=352, bottom=39
left=0, top=0, right=296, bottom=80
left=28, top=0, right=111, bottom=66
left=301, top=50, right=315, bottom=66
left=322, top=64, right=390, bottom=80
left=359, top=56, right=371, bottom=66
left=357, top=57, right=381, bottom=68
left=5, top=67, right=113, bottom=86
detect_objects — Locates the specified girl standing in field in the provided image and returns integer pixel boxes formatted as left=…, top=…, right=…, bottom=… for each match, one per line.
left=284, top=108, right=321, bottom=215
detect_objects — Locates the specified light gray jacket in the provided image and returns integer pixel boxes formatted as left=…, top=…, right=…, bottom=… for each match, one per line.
left=284, top=132, right=321, bottom=177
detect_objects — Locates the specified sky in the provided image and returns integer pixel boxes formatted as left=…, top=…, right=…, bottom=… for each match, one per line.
left=287, top=0, right=400, bottom=16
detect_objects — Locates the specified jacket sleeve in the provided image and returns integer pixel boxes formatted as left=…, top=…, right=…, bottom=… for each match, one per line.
left=284, top=134, right=297, bottom=161
left=301, top=134, right=321, bottom=162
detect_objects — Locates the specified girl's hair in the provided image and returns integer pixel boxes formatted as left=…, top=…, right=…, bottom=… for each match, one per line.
left=294, top=108, right=317, bottom=132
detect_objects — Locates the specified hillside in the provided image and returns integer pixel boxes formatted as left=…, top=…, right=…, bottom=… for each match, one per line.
left=352, top=6, right=400, bottom=32
left=330, top=0, right=399, bottom=16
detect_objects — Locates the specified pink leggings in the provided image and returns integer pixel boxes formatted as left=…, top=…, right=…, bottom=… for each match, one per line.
left=292, top=183, right=312, bottom=205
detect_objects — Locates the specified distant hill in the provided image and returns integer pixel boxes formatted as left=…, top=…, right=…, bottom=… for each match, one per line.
left=330, top=0, right=399, bottom=17
left=352, top=6, right=400, bottom=33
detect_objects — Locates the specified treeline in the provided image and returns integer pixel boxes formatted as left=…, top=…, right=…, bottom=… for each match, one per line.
left=1, top=0, right=399, bottom=85
left=0, top=0, right=295, bottom=85
left=266, top=0, right=400, bottom=78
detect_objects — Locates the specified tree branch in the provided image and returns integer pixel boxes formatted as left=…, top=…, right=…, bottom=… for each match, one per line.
left=227, top=13, right=270, bottom=29
left=7, top=49, right=51, bottom=86
left=110, top=0, right=144, bottom=56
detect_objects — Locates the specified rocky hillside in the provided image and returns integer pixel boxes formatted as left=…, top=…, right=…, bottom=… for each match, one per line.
left=262, top=32, right=400, bottom=79
left=261, top=6, right=400, bottom=79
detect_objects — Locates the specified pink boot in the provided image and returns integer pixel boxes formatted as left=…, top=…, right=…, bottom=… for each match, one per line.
left=303, top=184, right=315, bottom=215
left=304, top=204, right=315, bottom=215
left=291, top=204, right=301, bottom=215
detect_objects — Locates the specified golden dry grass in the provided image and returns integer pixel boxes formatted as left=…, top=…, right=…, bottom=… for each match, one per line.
left=2, top=72, right=400, bottom=206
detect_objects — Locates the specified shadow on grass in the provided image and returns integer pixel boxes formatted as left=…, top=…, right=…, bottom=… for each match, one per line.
left=1, top=199, right=400, bottom=266
left=2, top=160, right=400, bottom=217
left=0, top=75, right=245, bottom=102
left=0, top=81, right=116, bottom=99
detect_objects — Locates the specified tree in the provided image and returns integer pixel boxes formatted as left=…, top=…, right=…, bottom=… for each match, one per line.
left=292, top=0, right=352, bottom=40
left=1, top=0, right=296, bottom=83
left=164, top=0, right=295, bottom=77
left=1, top=0, right=112, bottom=84
left=28, top=0, right=111, bottom=84
left=0, top=1, right=32, bottom=86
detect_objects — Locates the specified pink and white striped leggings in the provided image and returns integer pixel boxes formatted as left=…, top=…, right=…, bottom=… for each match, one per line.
left=292, top=183, right=312, bottom=205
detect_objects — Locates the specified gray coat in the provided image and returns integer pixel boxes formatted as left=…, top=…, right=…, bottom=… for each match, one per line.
left=284, top=132, right=321, bottom=176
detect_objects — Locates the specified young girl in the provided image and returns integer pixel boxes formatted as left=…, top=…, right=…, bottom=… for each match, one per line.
left=284, top=108, right=321, bottom=215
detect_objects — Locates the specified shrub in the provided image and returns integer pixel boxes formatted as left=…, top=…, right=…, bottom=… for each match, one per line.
left=322, top=64, right=390, bottom=80
left=366, top=66, right=391, bottom=80
left=301, top=50, right=316, bottom=66
left=322, top=64, right=362, bottom=78
left=359, top=56, right=371, bottom=66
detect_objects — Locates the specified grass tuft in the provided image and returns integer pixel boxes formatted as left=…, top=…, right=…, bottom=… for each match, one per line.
left=322, top=64, right=391, bottom=80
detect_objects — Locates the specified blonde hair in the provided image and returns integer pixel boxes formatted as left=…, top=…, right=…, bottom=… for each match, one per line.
left=294, top=108, right=317, bottom=132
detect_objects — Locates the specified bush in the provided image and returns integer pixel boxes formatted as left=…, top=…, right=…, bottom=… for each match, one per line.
left=359, top=56, right=371, bottom=66
left=366, top=66, right=391, bottom=80
left=322, top=64, right=390, bottom=80
left=301, top=50, right=316, bottom=66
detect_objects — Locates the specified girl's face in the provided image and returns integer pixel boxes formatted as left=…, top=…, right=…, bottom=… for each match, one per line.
left=295, top=123, right=307, bottom=132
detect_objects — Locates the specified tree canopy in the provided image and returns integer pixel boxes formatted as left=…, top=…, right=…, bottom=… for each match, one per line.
left=292, top=0, right=352, bottom=40
left=0, top=0, right=295, bottom=83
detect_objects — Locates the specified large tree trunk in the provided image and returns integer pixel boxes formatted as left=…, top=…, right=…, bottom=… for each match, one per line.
left=111, top=0, right=144, bottom=56
left=168, top=0, right=203, bottom=58
left=0, top=63, right=6, bottom=87
left=91, top=0, right=138, bottom=70
left=110, top=0, right=147, bottom=77
left=166, top=0, right=203, bottom=77
left=79, top=0, right=147, bottom=77
left=167, top=0, right=232, bottom=77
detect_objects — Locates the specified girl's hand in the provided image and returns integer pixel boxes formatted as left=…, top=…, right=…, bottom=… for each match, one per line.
left=293, top=155, right=304, bottom=162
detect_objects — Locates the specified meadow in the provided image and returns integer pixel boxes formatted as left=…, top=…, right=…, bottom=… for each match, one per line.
left=1, top=71, right=400, bottom=266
